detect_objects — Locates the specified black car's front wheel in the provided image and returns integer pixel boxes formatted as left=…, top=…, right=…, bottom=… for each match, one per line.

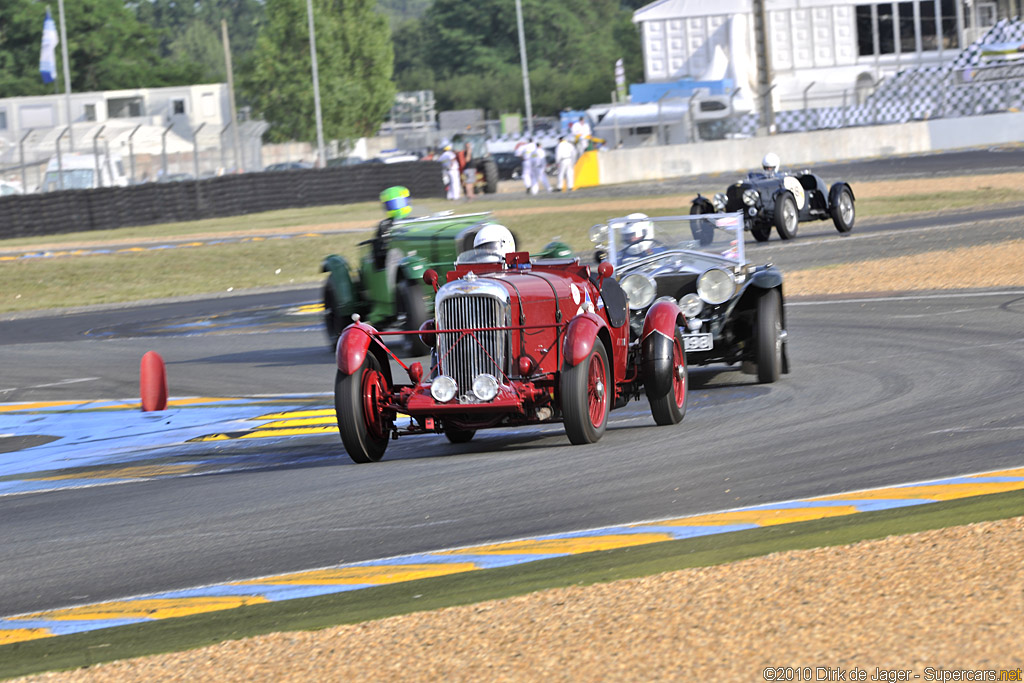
left=832, top=187, right=855, bottom=234
left=756, top=289, right=784, bottom=383
left=774, top=192, right=798, bottom=240
left=561, top=342, right=610, bottom=445
left=750, top=223, right=771, bottom=242
left=688, top=202, right=716, bottom=246
left=335, top=355, right=392, bottom=463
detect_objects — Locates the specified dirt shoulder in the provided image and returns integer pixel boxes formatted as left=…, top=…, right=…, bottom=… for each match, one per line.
left=21, top=516, right=1024, bottom=682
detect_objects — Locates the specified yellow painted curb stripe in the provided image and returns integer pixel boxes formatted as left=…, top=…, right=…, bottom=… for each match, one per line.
left=653, top=506, right=862, bottom=527
left=235, top=563, right=480, bottom=586
left=13, top=597, right=269, bottom=622
left=0, top=397, right=238, bottom=413
left=0, top=628, right=53, bottom=645
left=435, top=533, right=676, bottom=556
left=189, top=426, right=337, bottom=442
left=256, top=409, right=336, bottom=420
left=816, top=481, right=1024, bottom=502
left=256, top=417, right=337, bottom=429
left=29, top=464, right=199, bottom=482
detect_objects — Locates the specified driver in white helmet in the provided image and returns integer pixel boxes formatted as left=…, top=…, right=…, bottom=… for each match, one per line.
left=761, top=152, right=780, bottom=177
left=458, top=223, right=516, bottom=265
left=619, top=212, right=658, bottom=259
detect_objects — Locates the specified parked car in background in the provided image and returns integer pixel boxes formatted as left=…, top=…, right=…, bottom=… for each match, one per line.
left=491, top=152, right=523, bottom=180
left=691, top=168, right=855, bottom=242
left=39, top=153, right=129, bottom=192
left=332, top=248, right=689, bottom=462
left=0, top=180, right=24, bottom=196
left=264, top=161, right=314, bottom=172
left=590, top=212, right=790, bottom=383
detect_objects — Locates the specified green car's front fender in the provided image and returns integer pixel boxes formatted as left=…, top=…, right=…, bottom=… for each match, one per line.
left=321, top=254, right=361, bottom=322
left=398, top=253, right=429, bottom=284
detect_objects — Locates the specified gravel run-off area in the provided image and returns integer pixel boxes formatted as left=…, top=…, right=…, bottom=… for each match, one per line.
left=12, top=176, right=1024, bottom=681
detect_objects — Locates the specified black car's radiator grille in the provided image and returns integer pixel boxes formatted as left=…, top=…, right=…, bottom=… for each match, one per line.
left=725, top=184, right=745, bottom=212
left=436, top=294, right=509, bottom=397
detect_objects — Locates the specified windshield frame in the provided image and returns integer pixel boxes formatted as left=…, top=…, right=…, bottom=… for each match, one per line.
left=593, top=212, right=746, bottom=270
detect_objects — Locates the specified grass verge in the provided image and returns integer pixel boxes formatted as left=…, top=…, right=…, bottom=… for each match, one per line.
left=3, top=489, right=1022, bottom=679
left=4, top=190, right=1024, bottom=314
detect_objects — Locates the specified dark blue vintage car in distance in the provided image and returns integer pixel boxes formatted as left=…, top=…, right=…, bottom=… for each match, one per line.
left=692, top=167, right=855, bottom=242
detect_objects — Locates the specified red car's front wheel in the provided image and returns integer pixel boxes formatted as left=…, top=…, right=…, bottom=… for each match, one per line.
left=647, top=329, right=687, bottom=426
left=561, top=342, right=610, bottom=445
left=335, top=354, right=391, bottom=463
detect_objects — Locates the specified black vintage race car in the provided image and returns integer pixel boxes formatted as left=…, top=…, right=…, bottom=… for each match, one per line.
left=691, top=169, right=855, bottom=242
left=590, top=212, right=789, bottom=383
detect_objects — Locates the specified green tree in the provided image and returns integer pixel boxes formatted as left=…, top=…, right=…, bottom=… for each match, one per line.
left=393, top=0, right=642, bottom=116
left=241, top=0, right=395, bottom=144
left=130, top=0, right=265, bottom=87
left=0, top=0, right=199, bottom=97
left=376, top=0, right=432, bottom=29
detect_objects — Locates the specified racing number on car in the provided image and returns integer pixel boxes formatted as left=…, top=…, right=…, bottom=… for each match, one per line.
left=683, top=333, right=713, bottom=352
left=783, top=176, right=806, bottom=210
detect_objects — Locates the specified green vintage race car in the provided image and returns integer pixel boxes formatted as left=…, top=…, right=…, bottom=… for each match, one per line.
left=321, top=210, right=574, bottom=356
left=322, top=211, right=491, bottom=355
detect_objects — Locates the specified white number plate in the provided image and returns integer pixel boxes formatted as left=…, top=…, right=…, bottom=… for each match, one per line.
left=683, top=333, right=713, bottom=352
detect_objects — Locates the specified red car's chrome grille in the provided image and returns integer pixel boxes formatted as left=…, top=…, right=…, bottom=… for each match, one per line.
left=436, top=294, right=509, bottom=399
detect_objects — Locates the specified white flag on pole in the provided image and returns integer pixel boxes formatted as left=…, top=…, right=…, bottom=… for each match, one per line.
left=615, top=58, right=628, bottom=103
left=40, top=8, right=59, bottom=84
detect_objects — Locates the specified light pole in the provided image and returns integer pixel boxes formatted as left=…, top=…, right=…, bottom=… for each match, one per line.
left=306, top=0, right=327, bottom=168
left=58, top=0, right=73, bottom=151
left=515, top=0, right=534, bottom=136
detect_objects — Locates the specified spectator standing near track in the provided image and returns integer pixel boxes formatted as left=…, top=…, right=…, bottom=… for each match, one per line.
left=514, top=137, right=536, bottom=194
left=530, top=141, right=551, bottom=194
left=555, top=135, right=575, bottom=192
left=439, top=144, right=461, bottom=200
left=461, top=141, right=476, bottom=200
left=571, top=116, right=592, bottom=157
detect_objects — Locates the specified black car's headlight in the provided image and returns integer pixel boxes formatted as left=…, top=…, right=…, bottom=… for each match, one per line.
left=621, top=273, right=657, bottom=309
left=742, top=189, right=760, bottom=206
left=678, top=293, right=703, bottom=318
left=713, top=193, right=727, bottom=211
left=697, top=268, right=736, bottom=305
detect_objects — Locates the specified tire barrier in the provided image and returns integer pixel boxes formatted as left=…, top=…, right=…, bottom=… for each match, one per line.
left=0, top=161, right=445, bottom=240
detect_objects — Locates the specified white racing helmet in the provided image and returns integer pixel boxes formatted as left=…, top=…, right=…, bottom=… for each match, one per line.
left=762, top=152, right=780, bottom=175
left=473, top=223, right=516, bottom=257
left=622, top=212, right=654, bottom=254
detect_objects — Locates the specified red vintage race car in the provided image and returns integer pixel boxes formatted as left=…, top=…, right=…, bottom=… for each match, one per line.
left=333, top=250, right=689, bottom=463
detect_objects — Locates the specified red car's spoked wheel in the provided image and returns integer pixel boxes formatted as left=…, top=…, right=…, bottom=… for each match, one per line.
left=587, top=350, right=608, bottom=428
left=671, top=336, right=687, bottom=408
left=361, top=365, right=389, bottom=440
left=647, top=328, right=688, bottom=426
left=561, top=342, right=611, bottom=445
left=335, top=353, right=391, bottom=463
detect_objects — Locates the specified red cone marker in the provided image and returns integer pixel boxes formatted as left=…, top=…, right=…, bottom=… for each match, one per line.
left=140, top=351, right=168, bottom=412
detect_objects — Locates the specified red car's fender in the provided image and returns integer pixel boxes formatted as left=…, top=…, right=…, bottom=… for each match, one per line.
left=563, top=312, right=607, bottom=368
left=641, top=299, right=683, bottom=342
left=641, top=300, right=685, bottom=398
left=336, top=321, right=379, bottom=375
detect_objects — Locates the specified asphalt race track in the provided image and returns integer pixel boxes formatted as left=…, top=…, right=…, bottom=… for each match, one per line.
left=1, top=150, right=1022, bottom=622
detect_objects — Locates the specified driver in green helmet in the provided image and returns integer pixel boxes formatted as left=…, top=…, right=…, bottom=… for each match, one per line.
left=374, top=186, right=411, bottom=268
